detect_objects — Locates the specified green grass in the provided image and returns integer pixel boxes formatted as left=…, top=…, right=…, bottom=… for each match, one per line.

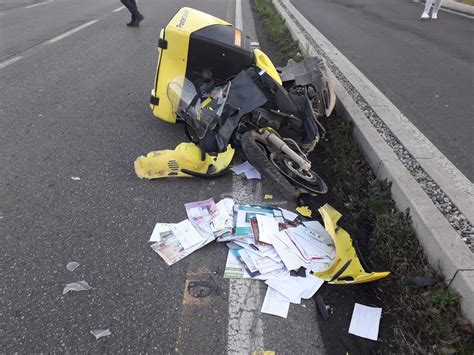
left=252, top=0, right=301, bottom=61
left=252, top=0, right=474, bottom=353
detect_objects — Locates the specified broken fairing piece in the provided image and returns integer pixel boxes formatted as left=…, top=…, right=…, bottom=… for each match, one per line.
left=134, top=143, right=234, bottom=179
left=66, top=262, right=79, bottom=272
left=90, top=329, right=112, bottom=339
left=312, top=204, right=390, bottom=284
left=296, top=206, right=312, bottom=218
left=62, top=280, right=92, bottom=295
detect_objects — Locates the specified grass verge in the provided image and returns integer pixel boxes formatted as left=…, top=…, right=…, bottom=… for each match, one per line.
left=252, top=0, right=473, bottom=353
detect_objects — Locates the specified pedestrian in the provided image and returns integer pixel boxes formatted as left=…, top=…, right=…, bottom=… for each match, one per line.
left=121, top=0, right=144, bottom=27
left=420, top=0, right=443, bottom=20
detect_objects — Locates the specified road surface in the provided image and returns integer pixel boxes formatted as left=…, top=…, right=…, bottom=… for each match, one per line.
left=0, top=0, right=325, bottom=353
left=292, top=0, right=474, bottom=180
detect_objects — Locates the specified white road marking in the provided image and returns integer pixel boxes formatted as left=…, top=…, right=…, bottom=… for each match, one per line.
left=45, top=20, right=99, bottom=44
left=235, top=0, right=243, bottom=30
left=227, top=175, right=264, bottom=355
left=113, top=6, right=125, bottom=12
left=25, top=1, right=54, bottom=9
left=0, top=56, right=23, bottom=70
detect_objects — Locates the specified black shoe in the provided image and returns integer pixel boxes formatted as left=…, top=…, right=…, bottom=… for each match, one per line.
left=127, top=14, right=144, bottom=27
left=135, top=13, right=144, bottom=26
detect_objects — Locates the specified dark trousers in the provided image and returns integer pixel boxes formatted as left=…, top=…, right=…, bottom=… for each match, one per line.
left=121, top=0, right=141, bottom=18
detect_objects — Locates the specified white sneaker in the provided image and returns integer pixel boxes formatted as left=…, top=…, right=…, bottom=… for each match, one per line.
left=431, top=12, right=438, bottom=19
left=420, top=12, right=430, bottom=20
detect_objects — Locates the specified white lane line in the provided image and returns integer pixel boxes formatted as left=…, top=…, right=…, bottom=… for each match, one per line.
left=113, top=6, right=125, bottom=12
left=0, top=56, right=24, bottom=70
left=45, top=20, right=99, bottom=44
left=25, top=0, right=54, bottom=9
left=227, top=175, right=264, bottom=355
left=235, top=0, right=243, bottom=30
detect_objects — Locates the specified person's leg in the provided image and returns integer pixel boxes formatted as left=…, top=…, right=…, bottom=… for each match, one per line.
left=421, top=0, right=433, bottom=19
left=121, top=0, right=139, bottom=18
left=432, top=0, right=443, bottom=18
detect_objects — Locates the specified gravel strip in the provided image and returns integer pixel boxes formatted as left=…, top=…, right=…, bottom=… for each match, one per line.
left=276, top=0, right=474, bottom=252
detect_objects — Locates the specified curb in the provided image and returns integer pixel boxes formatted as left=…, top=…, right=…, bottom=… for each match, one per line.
left=433, top=0, right=474, bottom=16
left=272, top=0, right=474, bottom=323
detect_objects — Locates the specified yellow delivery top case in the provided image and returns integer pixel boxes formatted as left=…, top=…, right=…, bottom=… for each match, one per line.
left=150, top=7, right=253, bottom=123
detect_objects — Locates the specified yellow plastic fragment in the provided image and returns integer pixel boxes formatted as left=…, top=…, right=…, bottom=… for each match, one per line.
left=296, top=205, right=312, bottom=218
left=252, top=352, right=275, bottom=355
left=134, top=143, right=234, bottom=179
left=264, top=194, right=273, bottom=200
left=312, top=204, right=390, bottom=284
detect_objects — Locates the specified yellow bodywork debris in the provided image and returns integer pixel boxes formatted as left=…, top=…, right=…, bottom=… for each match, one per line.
left=264, top=194, right=273, bottom=200
left=134, top=143, right=234, bottom=179
left=296, top=205, right=312, bottom=218
left=313, top=204, right=390, bottom=284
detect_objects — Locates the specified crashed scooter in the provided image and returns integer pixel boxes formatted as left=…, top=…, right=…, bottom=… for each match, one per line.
left=135, top=7, right=336, bottom=200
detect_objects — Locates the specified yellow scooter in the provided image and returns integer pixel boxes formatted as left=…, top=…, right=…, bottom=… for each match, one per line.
left=136, top=7, right=336, bottom=200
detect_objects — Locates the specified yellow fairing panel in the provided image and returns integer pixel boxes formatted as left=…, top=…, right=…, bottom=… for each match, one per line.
left=313, top=204, right=390, bottom=284
left=253, top=48, right=282, bottom=85
left=134, top=143, right=234, bottom=179
left=150, top=8, right=232, bottom=123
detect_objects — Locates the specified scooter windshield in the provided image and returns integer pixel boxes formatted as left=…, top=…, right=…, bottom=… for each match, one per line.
left=167, top=77, right=229, bottom=140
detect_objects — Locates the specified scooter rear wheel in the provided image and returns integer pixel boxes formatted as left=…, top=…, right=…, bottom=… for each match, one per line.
left=240, top=131, right=300, bottom=200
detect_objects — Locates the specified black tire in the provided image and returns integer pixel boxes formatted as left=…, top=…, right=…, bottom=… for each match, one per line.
left=240, top=131, right=299, bottom=200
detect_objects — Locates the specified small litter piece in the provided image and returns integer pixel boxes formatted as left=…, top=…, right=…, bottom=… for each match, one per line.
left=252, top=351, right=275, bottom=355
left=296, top=206, right=312, bottom=218
left=403, top=275, right=437, bottom=288
left=230, top=161, right=261, bottom=180
left=62, top=280, right=92, bottom=295
left=66, top=261, right=80, bottom=272
left=90, top=329, right=111, bottom=339
left=71, top=176, right=81, bottom=181
left=264, top=194, right=273, bottom=200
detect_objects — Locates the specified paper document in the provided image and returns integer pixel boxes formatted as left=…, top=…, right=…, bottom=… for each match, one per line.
left=256, top=214, right=279, bottom=244
left=265, top=272, right=324, bottom=303
left=223, top=249, right=251, bottom=279
left=261, top=287, right=291, bottom=318
left=185, top=198, right=217, bottom=224
left=280, top=208, right=299, bottom=222
left=149, top=223, right=175, bottom=242
left=348, top=303, right=382, bottom=341
left=172, top=219, right=205, bottom=249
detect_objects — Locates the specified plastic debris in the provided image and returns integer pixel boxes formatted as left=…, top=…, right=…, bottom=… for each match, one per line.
left=71, top=176, right=81, bottom=181
left=402, top=275, right=437, bottom=288
left=66, top=261, right=80, bottom=272
left=296, top=206, right=312, bottom=218
left=264, top=194, right=273, bottom=200
left=62, top=280, right=92, bottom=295
left=90, top=329, right=111, bottom=339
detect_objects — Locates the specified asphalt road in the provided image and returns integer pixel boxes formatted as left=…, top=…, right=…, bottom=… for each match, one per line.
left=292, top=0, right=474, bottom=181
left=0, top=0, right=325, bottom=353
